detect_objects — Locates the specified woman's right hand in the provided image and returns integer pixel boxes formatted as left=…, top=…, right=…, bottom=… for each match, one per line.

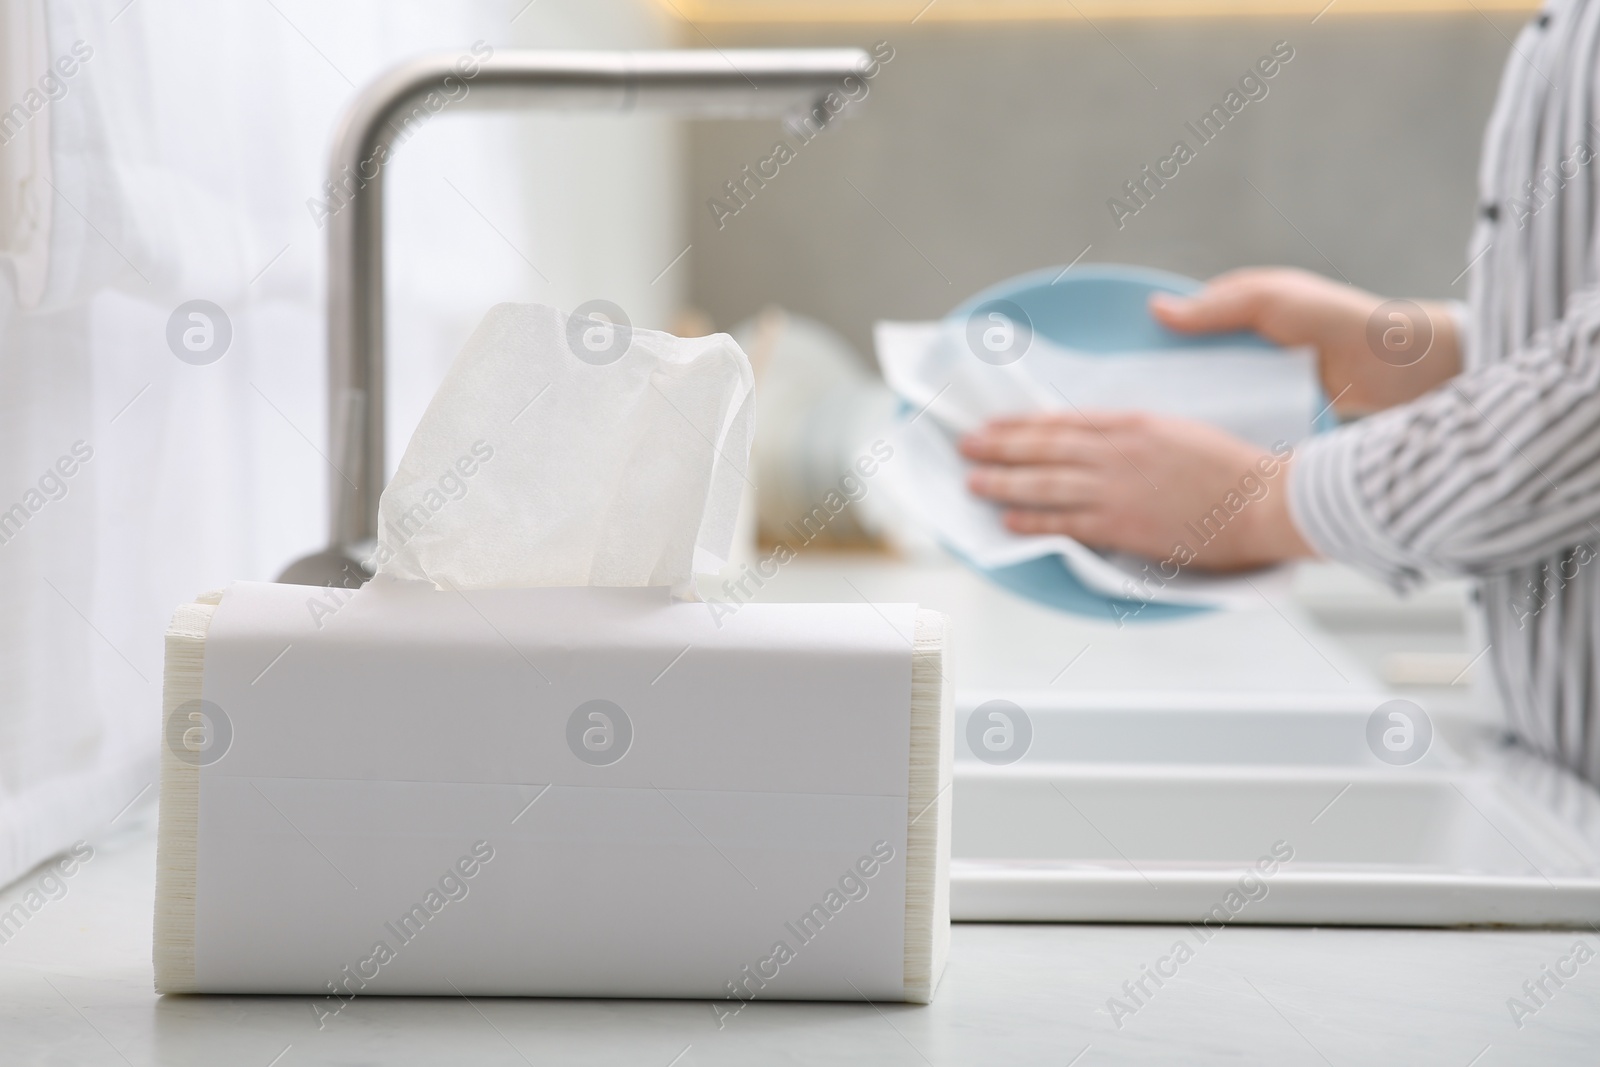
left=1148, top=267, right=1461, bottom=418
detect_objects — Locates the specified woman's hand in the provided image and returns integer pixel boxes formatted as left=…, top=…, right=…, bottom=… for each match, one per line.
left=1148, top=267, right=1460, bottom=417
left=960, top=410, right=1315, bottom=573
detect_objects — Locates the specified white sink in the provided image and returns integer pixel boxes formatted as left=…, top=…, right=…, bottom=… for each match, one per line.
left=721, top=556, right=1600, bottom=925
left=951, top=692, right=1600, bottom=927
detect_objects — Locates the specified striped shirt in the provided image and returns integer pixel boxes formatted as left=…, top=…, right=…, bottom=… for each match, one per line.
left=1289, top=0, right=1600, bottom=782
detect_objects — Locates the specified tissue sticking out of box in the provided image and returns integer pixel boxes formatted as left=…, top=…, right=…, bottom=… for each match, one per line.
left=370, top=303, right=754, bottom=591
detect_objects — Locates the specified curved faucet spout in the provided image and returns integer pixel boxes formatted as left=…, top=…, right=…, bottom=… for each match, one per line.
left=279, top=48, right=870, bottom=585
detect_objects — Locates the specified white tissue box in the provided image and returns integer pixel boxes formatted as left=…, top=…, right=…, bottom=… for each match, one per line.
left=155, top=580, right=951, bottom=1006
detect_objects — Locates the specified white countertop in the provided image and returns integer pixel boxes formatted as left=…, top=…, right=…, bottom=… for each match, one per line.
left=6, top=814, right=1599, bottom=1065
left=714, top=555, right=1383, bottom=694
left=10, top=558, right=1595, bottom=1063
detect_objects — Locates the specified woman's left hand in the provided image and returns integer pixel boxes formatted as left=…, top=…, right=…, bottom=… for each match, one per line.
left=959, top=410, right=1316, bottom=572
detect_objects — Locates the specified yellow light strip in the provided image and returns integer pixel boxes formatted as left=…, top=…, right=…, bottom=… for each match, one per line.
left=656, top=0, right=1539, bottom=23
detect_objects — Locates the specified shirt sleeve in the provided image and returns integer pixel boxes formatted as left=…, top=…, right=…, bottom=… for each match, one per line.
left=1288, top=288, right=1600, bottom=591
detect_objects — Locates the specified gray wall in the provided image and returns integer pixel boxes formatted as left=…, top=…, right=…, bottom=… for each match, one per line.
left=685, top=13, right=1526, bottom=356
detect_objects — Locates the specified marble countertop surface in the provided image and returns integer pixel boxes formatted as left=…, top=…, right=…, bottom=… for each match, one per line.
left=4, top=814, right=1598, bottom=1066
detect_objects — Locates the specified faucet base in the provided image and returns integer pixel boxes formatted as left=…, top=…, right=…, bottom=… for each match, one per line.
left=275, top=547, right=370, bottom=588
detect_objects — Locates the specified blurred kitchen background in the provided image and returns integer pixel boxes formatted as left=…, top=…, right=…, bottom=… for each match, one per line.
left=680, top=3, right=1519, bottom=355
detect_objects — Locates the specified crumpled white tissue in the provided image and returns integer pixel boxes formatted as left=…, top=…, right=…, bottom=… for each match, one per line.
left=873, top=319, right=1316, bottom=608
left=371, top=303, right=754, bottom=592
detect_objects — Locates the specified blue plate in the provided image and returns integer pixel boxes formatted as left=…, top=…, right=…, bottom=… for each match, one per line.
left=935, top=263, right=1320, bottom=624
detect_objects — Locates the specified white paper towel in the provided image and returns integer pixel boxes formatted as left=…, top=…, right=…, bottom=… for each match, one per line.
left=371, top=303, right=754, bottom=592
left=876, top=319, right=1316, bottom=449
left=873, top=320, right=1316, bottom=608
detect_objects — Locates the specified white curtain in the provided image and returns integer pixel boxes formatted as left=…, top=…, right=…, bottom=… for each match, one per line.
left=0, top=0, right=683, bottom=888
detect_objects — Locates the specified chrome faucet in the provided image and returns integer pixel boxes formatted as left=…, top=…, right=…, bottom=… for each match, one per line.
left=278, top=48, right=870, bottom=587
